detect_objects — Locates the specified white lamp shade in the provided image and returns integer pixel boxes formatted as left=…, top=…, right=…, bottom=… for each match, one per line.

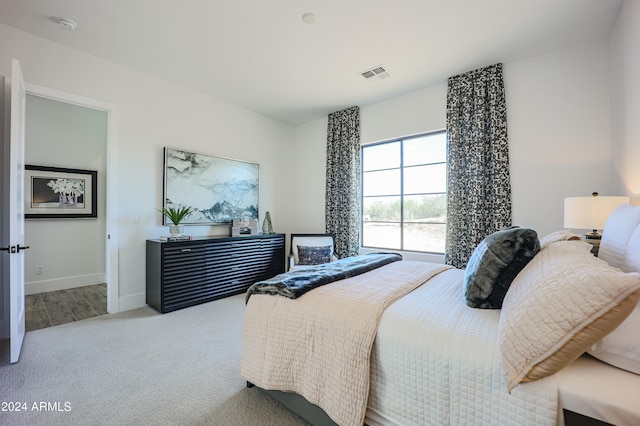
left=564, top=196, right=630, bottom=230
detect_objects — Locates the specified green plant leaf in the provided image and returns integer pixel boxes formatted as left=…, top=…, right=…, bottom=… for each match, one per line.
left=158, top=205, right=193, bottom=225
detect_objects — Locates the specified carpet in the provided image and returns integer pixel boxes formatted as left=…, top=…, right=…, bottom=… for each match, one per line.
left=0, top=294, right=310, bottom=426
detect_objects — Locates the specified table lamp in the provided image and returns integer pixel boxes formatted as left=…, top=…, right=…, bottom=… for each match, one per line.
left=564, top=192, right=630, bottom=240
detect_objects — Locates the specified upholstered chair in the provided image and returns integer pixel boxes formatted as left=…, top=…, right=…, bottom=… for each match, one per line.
left=289, top=234, right=338, bottom=270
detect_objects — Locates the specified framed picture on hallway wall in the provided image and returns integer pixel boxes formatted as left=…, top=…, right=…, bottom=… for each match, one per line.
left=24, top=165, right=97, bottom=219
left=163, top=147, right=259, bottom=225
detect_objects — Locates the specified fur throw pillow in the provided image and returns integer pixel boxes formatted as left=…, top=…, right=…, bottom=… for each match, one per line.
left=464, top=226, right=540, bottom=309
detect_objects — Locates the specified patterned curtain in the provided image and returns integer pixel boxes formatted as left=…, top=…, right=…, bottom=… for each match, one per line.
left=445, top=63, right=512, bottom=268
left=326, top=106, right=361, bottom=259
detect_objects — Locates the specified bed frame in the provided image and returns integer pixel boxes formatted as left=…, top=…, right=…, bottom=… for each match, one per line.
left=249, top=381, right=611, bottom=426
left=247, top=382, right=338, bottom=426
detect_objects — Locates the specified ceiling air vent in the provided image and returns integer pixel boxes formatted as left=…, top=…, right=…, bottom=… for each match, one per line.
left=361, top=65, right=391, bottom=80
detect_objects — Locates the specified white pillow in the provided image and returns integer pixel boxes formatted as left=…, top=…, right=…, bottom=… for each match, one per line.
left=621, top=224, right=640, bottom=273
left=539, top=230, right=581, bottom=249
left=598, top=203, right=640, bottom=269
left=587, top=216, right=640, bottom=375
left=499, top=240, right=640, bottom=391
left=589, top=302, right=640, bottom=375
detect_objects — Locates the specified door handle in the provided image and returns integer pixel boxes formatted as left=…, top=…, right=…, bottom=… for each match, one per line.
left=0, top=245, right=30, bottom=253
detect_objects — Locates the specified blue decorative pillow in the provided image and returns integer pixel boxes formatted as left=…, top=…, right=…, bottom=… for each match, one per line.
left=464, top=226, right=540, bottom=309
left=297, top=245, right=332, bottom=265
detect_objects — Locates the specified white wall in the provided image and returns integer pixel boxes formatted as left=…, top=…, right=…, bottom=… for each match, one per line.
left=506, top=41, right=614, bottom=233
left=360, top=83, right=447, bottom=145
left=24, top=95, right=107, bottom=294
left=290, top=118, right=328, bottom=234
left=291, top=40, right=614, bottom=254
left=0, top=23, right=294, bottom=311
left=610, top=0, right=640, bottom=203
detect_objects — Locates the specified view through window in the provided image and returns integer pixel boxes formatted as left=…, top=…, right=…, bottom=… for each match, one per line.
left=361, top=131, right=447, bottom=253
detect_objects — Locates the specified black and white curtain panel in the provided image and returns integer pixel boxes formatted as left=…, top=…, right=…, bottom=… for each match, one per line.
left=445, top=63, right=512, bottom=269
left=325, top=106, right=361, bottom=259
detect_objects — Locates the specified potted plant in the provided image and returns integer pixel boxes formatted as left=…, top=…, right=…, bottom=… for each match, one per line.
left=158, top=205, right=193, bottom=236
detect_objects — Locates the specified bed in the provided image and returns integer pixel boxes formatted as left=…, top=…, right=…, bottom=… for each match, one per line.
left=241, top=203, right=640, bottom=426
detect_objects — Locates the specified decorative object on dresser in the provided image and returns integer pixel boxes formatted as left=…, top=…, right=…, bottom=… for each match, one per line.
left=146, top=234, right=284, bottom=313
left=262, top=211, right=274, bottom=234
left=159, top=235, right=192, bottom=242
left=158, top=204, right=193, bottom=237
left=231, top=218, right=259, bottom=236
left=163, top=147, right=259, bottom=225
left=24, top=164, right=97, bottom=219
left=564, top=192, right=630, bottom=255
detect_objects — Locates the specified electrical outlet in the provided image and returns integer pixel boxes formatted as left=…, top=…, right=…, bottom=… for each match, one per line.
left=35, top=265, right=44, bottom=274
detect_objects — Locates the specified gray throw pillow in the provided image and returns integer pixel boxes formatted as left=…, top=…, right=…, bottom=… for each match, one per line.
left=464, top=226, right=540, bottom=309
left=297, top=245, right=332, bottom=265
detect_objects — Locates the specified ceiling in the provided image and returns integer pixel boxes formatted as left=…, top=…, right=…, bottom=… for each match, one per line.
left=0, top=0, right=623, bottom=125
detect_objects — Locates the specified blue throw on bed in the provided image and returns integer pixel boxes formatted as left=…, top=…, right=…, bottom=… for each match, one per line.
left=245, top=252, right=403, bottom=302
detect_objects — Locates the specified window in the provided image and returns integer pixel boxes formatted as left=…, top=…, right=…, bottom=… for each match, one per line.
left=361, top=131, right=447, bottom=254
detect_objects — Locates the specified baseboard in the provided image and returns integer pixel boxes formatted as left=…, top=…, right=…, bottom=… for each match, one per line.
left=118, top=292, right=146, bottom=312
left=25, top=273, right=106, bottom=295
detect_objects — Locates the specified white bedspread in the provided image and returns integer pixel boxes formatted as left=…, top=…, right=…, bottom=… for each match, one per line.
left=242, top=261, right=451, bottom=426
left=367, top=268, right=561, bottom=426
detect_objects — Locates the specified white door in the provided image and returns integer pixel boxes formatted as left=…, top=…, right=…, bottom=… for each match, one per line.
left=7, top=58, right=27, bottom=363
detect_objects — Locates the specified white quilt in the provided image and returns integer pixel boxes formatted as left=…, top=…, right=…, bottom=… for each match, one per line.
left=241, top=261, right=451, bottom=426
left=367, top=268, right=560, bottom=426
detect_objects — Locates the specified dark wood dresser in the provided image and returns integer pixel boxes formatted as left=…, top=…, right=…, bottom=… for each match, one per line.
left=146, top=233, right=285, bottom=313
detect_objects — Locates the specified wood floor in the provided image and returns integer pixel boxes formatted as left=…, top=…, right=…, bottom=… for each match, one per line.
left=25, top=284, right=107, bottom=331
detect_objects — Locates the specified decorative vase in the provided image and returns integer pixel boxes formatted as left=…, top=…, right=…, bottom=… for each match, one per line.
left=262, top=212, right=273, bottom=234
left=169, top=224, right=183, bottom=237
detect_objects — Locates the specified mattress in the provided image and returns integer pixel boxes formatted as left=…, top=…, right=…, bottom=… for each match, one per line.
left=366, top=268, right=560, bottom=426
left=556, top=354, right=640, bottom=426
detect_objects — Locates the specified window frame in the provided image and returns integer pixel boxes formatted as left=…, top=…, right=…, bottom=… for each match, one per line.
left=360, top=129, right=447, bottom=254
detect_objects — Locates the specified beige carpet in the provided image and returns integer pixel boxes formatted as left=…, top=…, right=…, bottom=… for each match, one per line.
left=0, top=294, right=311, bottom=426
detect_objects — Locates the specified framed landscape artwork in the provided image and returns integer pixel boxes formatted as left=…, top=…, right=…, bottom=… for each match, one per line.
left=25, top=165, right=97, bottom=219
left=163, top=147, right=259, bottom=225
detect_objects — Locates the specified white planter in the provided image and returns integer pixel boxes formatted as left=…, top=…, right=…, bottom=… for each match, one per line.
left=169, top=224, right=183, bottom=236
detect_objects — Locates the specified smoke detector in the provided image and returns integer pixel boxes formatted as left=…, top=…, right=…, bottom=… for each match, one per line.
left=58, top=18, right=78, bottom=31
left=360, top=65, right=391, bottom=80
